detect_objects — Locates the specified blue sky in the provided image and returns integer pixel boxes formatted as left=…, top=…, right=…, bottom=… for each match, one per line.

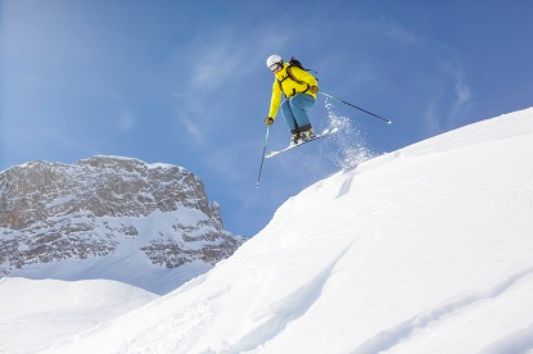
left=1, top=0, right=532, bottom=237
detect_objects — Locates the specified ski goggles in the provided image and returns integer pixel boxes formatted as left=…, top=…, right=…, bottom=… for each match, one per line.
left=268, top=63, right=282, bottom=72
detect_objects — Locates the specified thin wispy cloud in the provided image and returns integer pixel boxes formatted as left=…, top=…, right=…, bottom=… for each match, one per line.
left=428, top=65, right=473, bottom=134
left=117, top=111, right=137, bottom=132
left=370, top=22, right=474, bottom=136
left=173, top=89, right=209, bottom=144
left=187, top=26, right=293, bottom=91
left=425, top=100, right=442, bottom=134
left=449, top=70, right=473, bottom=125
left=377, top=19, right=427, bottom=48
left=190, top=39, right=242, bottom=91
left=177, top=114, right=204, bottom=144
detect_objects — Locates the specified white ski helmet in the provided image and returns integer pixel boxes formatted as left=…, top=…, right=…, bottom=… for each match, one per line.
left=266, top=54, right=283, bottom=70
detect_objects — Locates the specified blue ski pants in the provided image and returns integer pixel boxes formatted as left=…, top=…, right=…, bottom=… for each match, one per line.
left=280, top=94, right=315, bottom=133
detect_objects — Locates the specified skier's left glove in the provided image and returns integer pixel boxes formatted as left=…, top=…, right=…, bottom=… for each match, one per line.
left=265, top=117, right=275, bottom=126
left=310, top=86, right=319, bottom=94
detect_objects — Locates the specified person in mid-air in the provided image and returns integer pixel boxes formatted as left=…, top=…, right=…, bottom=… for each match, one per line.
left=264, top=54, right=319, bottom=145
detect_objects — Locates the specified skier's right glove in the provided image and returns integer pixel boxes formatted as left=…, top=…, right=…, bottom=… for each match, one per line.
left=265, top=117, right=275, bottom=126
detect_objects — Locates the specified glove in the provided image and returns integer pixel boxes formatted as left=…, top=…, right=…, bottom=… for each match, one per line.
left=310, top=86, right=319, bottom=94
left=265, top=117, right=275, bottom=126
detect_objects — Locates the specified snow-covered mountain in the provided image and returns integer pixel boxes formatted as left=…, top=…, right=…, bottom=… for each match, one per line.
left=0, top=156, right=242, bottom=294
left=28, top=108, right=533, bottom=353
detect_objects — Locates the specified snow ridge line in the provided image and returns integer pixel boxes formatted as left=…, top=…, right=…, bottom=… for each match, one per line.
left=351, top=267, right=533, bottom=354
left=479, top=321, right=533, bottom=354
left=217, top=243, right=354, bottom=354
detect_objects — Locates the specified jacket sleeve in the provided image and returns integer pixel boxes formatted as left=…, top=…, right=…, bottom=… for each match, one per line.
left=268, top=80, right=282, bottom=119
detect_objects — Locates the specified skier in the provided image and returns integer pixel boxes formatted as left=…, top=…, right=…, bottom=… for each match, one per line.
left=264, top=54, right=319, bottom=145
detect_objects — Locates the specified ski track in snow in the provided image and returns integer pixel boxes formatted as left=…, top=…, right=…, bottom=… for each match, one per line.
left=336, top=165, right=358, bottom=198
left=352, top=267, right=533, bottom=354
left=479, top=321, right=533, bottom=354
left=215, top=244, right=354, bottom=354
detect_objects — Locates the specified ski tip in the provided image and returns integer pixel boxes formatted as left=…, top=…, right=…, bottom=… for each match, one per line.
left=386, top=120, right=392, bottom=125
left=320, top=127, right=339, bottom=135
left=265, top=151, right=279, bottom=159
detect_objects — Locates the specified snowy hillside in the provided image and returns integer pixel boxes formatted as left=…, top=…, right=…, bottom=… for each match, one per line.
left=0, top=277, right=156, bottom=353
left=45, top=108, right=533, bottom=354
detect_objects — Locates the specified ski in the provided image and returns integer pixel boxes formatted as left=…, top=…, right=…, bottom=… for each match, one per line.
left=265, top=127, right=339, bottom=159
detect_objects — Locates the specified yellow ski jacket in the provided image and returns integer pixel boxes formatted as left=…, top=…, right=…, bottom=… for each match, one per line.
left=268, top=63, right=319, bottom=119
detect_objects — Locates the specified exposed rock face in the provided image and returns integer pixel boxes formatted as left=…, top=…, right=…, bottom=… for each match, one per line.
left=0, top=156, right=242, bottom=277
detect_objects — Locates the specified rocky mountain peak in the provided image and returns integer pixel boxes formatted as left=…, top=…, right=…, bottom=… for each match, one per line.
left=0, top=156, right=242, bottom=292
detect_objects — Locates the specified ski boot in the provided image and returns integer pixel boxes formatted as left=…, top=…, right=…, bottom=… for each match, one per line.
left=299, top=128, right=315, bottom=141
left=291, top=132, right=300, bottom=145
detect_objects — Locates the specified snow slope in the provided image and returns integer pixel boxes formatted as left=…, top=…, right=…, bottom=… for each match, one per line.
left=0, top=277, right=157, bottom=353
left=45, top=108, right=533, bottom=354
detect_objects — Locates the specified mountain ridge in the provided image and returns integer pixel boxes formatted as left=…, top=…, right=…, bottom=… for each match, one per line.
left=0, top=155, right=242, bottom=294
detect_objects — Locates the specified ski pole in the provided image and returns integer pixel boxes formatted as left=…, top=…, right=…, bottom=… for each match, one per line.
left=256, top=126, right=270, bottom=188
left=319, top=91, right=392, bottom=125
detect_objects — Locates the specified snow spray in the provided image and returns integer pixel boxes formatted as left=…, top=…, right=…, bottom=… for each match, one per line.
left=322, top=98, right=377, bottom=169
